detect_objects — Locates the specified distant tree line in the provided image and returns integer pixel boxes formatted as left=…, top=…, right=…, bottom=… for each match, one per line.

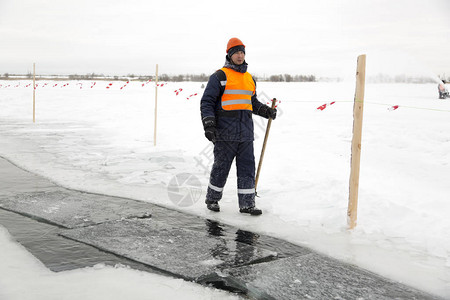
left=157, top=73, right=210, bottom=82
left=148, top=73, right=316, bottom=82
left=0, top=72, right=315, bottom=82
left=256, top=74, right=316, bottom=82
left=368, top=73, right=444, bottom=84
left=2, top=72, right=448, bottom=83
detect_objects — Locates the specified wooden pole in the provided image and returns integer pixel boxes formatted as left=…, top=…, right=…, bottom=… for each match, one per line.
left=347, top=54, right=366, bottom=229
left=255, top=98, right=277, bottom=193
left=33, top=63, right=36, bottom=123
left=154, top=64, right=158, bottom=146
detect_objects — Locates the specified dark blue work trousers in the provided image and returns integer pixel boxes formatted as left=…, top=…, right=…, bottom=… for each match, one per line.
left=206, top=141, right=256, bottom=208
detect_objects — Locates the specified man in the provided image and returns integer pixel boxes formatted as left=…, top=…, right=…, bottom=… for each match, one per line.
left=200, top=37, right=277, bottom=215
left=438, top=80, right=448, bottom=99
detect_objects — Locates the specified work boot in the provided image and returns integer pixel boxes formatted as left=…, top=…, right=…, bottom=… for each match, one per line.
left=206, top=202, right=220, bottom=212
left=239, top=207, right=262, bottom=215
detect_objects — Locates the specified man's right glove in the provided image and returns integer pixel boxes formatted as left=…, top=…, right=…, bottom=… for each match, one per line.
left=202, top=116, right=217, bottom=143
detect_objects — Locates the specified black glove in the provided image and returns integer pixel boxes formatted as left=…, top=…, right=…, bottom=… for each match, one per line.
left=258, top=105, right=277, bottom=120
left=267, top=107, right=277, bottom=120
left=202, top=116, right=217, bottom=143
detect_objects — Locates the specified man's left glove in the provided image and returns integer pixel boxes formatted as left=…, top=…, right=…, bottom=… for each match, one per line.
left=202, top=116, right=217, bottom=143
left=258, top=105, right=277, bottom=120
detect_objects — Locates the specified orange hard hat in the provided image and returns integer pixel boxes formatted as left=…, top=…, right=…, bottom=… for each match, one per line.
left=226, top=37, right=245, bottom=53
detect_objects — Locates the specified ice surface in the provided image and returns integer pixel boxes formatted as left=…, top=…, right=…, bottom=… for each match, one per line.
left=0, top=190, right=152, bottom=228
left=0, top=226, right=243, bottom=300
left=224, top=254, right=438, bottom=300
left=0, top=158, right=59, bottom=196
left=61, top=218, right=277, bottom=280
left=0, top=208, right=166, bottom=273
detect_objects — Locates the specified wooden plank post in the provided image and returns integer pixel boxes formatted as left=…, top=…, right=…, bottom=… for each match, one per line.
left=33, top=63, right=36, bottom=123
left=347, top=54, right=366, bottom=229
left=154, top=64, right=158, bottom=146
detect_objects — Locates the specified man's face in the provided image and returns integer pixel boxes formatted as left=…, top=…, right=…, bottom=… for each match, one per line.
left=231, top=51, right=245, bottom=65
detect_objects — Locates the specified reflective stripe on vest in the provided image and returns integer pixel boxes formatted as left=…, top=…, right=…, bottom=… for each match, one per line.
left=221, top=67, right=255, bottom=111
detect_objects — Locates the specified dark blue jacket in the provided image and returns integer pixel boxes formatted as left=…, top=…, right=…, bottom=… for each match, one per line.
left=200, top=69, right=267, bottom=142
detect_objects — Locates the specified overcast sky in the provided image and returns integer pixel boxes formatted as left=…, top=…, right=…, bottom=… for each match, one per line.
left=1, top=0, right=449, bottom=78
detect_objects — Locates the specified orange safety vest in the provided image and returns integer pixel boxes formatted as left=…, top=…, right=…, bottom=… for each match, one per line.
left=220, top=67, right=255, bottom=111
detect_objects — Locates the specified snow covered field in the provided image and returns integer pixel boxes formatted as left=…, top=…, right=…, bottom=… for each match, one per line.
left=0, top=79, right=449, bottom=298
